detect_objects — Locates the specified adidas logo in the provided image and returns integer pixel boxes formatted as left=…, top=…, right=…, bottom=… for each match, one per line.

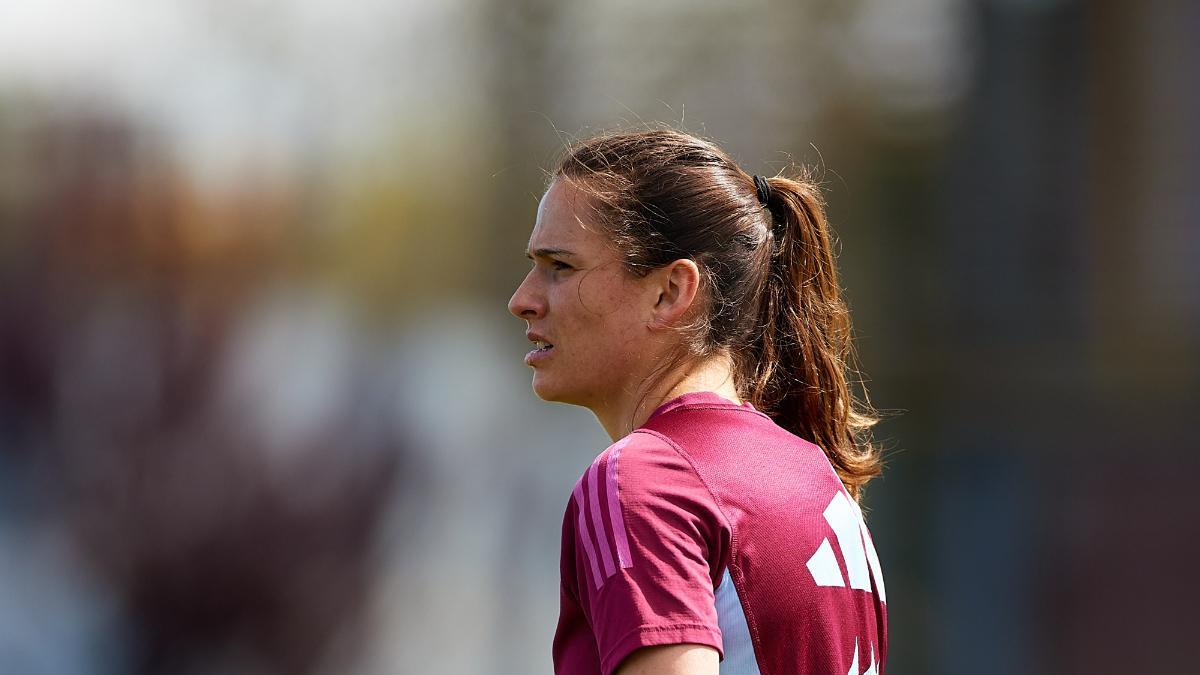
left=805, top=491, right=887, bottom=603
left=847, top=638, right=879, bottom=675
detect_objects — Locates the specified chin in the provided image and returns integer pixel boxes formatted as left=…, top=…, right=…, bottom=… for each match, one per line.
left=530, top=372, right=556, bottom=401
left=531, top=373, right=585, bottom=407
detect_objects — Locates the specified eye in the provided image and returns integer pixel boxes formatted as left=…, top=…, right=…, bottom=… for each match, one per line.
left=551, top=260, right=573, bottom=272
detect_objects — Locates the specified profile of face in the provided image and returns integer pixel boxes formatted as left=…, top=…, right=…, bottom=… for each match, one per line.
left=508, top=179, right=668, bottom=409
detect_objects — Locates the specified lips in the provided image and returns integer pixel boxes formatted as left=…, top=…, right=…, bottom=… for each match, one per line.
left=525, top=332, right=554, bottom=366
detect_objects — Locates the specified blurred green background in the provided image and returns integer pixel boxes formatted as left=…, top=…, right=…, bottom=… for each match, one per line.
left=1, top=1, right=1197, bottom=673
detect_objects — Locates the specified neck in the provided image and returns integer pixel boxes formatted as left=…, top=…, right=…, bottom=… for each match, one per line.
left=593, top=352, right=741, bottom=441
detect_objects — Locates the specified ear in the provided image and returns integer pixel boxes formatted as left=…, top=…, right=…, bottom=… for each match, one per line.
left=649, top=259, right=701, bottom=329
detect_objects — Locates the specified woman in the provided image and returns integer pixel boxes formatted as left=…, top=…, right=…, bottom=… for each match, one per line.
left=508, top=129, right=887, bottom=675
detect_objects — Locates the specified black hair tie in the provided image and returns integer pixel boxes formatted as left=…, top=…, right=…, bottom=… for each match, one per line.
left=753, top=174, right=772, bottom=206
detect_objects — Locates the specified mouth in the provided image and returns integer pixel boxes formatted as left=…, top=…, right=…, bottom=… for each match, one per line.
left=525, top=337, right=554, bottom=365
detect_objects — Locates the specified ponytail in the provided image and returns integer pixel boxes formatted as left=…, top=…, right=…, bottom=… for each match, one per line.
left=745, top=175, right=882, bottom=501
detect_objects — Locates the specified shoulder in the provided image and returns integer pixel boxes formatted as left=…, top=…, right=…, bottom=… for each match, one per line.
left=568, top=431, right=729, bottom=547
left=600, top=429, right=682, bottom=458
left=565, top=430, right=730, bottom=552
left=582, top=431, right=705, bottom=502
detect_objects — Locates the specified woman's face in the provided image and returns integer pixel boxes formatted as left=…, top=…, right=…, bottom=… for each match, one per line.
left=508, top=179, right=663, bottom=408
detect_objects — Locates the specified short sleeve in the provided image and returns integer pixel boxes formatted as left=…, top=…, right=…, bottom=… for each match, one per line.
left=566, top=430, right=730, bottom=674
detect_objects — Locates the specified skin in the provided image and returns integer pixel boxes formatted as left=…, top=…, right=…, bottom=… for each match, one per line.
left=508, top=178, right=731, bottom=672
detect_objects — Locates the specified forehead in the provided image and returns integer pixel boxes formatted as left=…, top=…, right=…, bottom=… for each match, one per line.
left=527, top=179, right=613, bottom=255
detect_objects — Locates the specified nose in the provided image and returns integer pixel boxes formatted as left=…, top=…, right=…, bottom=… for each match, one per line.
left=508, top=269, right=545, bottom=320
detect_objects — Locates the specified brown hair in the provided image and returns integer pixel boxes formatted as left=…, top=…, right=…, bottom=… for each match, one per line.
left=553, top=128, right=882, bottom=500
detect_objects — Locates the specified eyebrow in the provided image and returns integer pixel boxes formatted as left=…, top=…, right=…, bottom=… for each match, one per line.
left=525, top=247, right=578, bottom=260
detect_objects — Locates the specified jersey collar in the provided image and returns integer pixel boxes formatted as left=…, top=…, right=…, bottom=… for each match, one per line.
left=644, top=390, right=760, bottom=424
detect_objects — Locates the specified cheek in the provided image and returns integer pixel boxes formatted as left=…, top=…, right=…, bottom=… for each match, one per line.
left=574, top=279, right=651, bottom=367
left=576, top=267, right=645, bottom=317
left=547, top=268, right=650, bottom=374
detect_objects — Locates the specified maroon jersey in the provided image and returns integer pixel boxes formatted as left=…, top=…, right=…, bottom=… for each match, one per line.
left=553, top=391, right=887, bottom=675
